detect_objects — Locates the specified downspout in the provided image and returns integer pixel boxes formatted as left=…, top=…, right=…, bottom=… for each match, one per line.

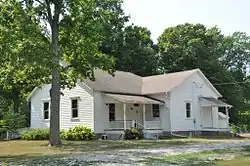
left=192, top=81, right=196, bottom=136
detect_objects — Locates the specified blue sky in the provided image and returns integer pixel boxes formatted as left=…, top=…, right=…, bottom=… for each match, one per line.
left=122, top=0, right=250, bottom=43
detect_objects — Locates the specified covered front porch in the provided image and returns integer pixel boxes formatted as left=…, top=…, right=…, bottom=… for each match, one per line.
left=104, top=93, right=165, bottom=131
left=200, top=97, right=232, bottom=130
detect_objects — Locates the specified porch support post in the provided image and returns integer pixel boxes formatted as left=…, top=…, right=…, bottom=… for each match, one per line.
left=225, top=107, right=229, bottom=128
left=123, top=103, right=126, bottom=130
left=143, top=104, right=146, bottom=129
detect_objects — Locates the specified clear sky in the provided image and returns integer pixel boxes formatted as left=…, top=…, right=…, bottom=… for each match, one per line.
left=122, top=0, right=250, bottom=43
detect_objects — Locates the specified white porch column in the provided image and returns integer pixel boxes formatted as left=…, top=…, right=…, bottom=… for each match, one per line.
left=225, top=107, right=229, bottom=128
left=143, top=104, right=146, bottom=129
left=123, top=103, right=126, bottom=130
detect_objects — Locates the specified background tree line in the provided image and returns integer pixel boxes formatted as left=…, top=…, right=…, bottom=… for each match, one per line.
left=0, top=0, right=249, bottom=144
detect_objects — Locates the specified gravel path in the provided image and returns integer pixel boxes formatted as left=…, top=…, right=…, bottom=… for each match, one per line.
left=54, top=141, right=250, bottom=166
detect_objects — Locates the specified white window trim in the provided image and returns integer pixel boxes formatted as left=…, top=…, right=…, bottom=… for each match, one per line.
left=71, top=98, right=79, bottom=119
left=42, top=100, right=50, bottom=121
left=185, top=101, right=192, bottom=119
left=151, top=104, right=160, bottom=118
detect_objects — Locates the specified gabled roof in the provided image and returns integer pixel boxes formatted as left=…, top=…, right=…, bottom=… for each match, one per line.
left=142, top=69, right=197, bottom=94
left=84, top=69, right=143, bottom=95
left=27, top=68, right=222, bottom=100
left=84, top=68, right=221, bottom=96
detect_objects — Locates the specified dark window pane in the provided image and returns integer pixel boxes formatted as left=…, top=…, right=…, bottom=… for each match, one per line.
left=186, top=103, right=191, bottom=118
left=72, top=99, right=78, bottom=109
left=44, top=111, right=49, bottom=119
left=186, top=110, right=191, bottom=118
left=44, top=102, right=49, bottom=110
left=109, top=104, right=115, bottom=121
left=152, top=104, right=160, bottom=117
left=72, top=109, right=78, bottom=118
left=153, top=104, right=159, bottom=110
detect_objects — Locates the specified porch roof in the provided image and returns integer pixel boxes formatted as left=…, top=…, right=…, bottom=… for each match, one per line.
left=104, top=93, right=164, bottom=104
left=200, top=97, right=232, bottom=108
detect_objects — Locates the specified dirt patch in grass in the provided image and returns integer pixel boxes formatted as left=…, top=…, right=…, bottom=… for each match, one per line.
left=144, top=145, right=250, bottom=166
left=1, top=138, right=250, bottom=165
left=0, top=139, right=201, bottom=161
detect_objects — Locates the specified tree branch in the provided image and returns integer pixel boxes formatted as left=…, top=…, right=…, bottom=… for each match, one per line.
left=34, top=0, right=43, bottom=5
left=45, top=0, right=52, bottom=25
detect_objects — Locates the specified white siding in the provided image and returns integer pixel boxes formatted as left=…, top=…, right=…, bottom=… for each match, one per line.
left=30, top=84, right=51, bottom=129
left=93, top=92, right=109, bottom=133
left=30, top=84, right=94, bottom=130
left=201, top=106, right=213, bottom=128
left=148, top=93, right=171, bottom=131
left=60, top=85, right=94, bottom=130
left=170, top=72, right=220, bottom=131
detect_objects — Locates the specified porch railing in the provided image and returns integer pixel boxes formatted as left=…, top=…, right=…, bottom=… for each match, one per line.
left=109, top=120, right=161, bottom=130
left=144, top=121, right=161, bottom=129
left=109, top=120, right=133, bottom=129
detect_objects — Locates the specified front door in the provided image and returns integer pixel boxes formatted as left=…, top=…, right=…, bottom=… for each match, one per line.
left=202, top=106, right=213, bottom=128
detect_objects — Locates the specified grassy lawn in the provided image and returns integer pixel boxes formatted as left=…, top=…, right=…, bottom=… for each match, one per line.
left=215, top=157, right=250, bottom=166
left=0, top=138, right=250, bottom=165
left=0, top=138, right=218, bottom=157
left=145, top=145, right=250, bottom=166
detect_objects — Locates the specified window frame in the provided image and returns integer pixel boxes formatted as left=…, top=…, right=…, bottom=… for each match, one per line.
left=152, top=104, right=160, bottom=118
left=71, top=98, right=79, bottom=119
left=43, top=101, right=50, bottom=120
left=109, top=103, right=115, bottom=121
left=185, top=102, right=192, bottom=119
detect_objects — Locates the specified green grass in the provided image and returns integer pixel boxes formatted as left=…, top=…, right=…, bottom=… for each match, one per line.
left=145, top=145, right=250, bottom=166
left=0, top=139, right=214, bottom=161
left=0, top=138, right=249, bottom=165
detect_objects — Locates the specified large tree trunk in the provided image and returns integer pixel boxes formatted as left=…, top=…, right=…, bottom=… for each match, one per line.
left=49, top=18, right=62, bottom=146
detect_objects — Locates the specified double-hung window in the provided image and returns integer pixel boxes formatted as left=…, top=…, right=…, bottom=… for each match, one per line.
left=186, top=102, right=191, bottom=118
left=43, top=102, right=50, bottom=120
left=71, top=99, right=78, bottom=118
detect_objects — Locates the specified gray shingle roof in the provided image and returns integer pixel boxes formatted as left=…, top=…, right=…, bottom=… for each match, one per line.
left=84, top=69, right=198, bottom=95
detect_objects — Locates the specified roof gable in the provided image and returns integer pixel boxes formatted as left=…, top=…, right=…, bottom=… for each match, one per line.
left=141, top=69, right=197, bottom=94
left=84, top=69, right=142, bottom=94
left=28, top=68, right=222, bottom=100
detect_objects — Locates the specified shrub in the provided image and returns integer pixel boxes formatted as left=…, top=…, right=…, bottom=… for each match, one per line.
left=124, top=128, right=144, bottom=140
left=21, top=129, right=49, bottom=140
left=61, top=126, right=95, bottom=141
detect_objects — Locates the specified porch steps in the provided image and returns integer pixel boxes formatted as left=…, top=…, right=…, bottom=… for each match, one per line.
left=143, top=132, right=159, bottom=140
left=106, top=133, right=124, bottom=140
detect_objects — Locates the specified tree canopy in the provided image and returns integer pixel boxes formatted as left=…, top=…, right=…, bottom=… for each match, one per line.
left=104, top=25, right=158, bottom=76
left=0, top=0, right=128, bottom=145
left=157, top=23, right=250, bottom=122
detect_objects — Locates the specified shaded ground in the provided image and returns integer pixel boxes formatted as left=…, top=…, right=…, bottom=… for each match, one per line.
left=1, top=139, right=250, bottom=165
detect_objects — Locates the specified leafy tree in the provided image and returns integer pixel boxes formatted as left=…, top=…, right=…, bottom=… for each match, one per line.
left=222, top=32, right=250, bottom=76
left=1, top=0, right=127, bottom=146
left=0, top=0, right=51, bottom=113
left=157, top=23, right=247, bottom=122
left=103, top=25, right=158, bottom=76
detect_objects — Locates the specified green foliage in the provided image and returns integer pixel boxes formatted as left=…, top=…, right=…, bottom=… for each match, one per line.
left=1, top=0, right=127, bottom=145
left=124, top=128, right=144, bottom=140
left=21, top=129, right=50, bottom=140
left=157, top=23, right=250, bottom=123
left=61, top=126, right=95, bottom=141
left=0, top=111, right=26, bottom=132
left=103, top=25, right=158, bottom=76
left=233, top=110, right=250, bottom=132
